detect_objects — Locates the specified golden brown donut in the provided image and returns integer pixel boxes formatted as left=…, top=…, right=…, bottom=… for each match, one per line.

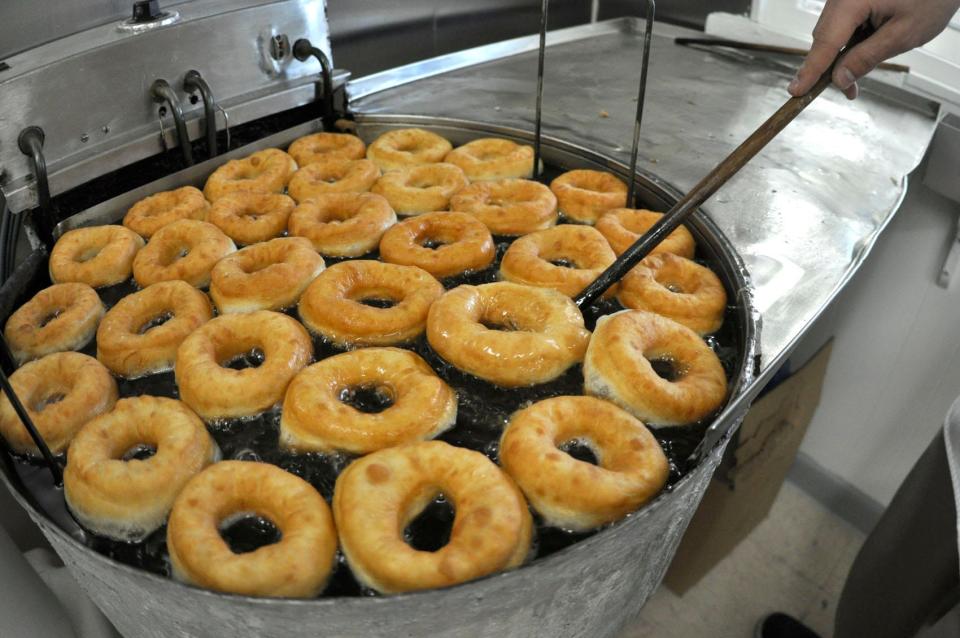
left=123, top=186, right=210, bottom=238
left=366, top=128, right=453, bottom=172
left=4, top=283, right=104, bottom=364
left=584, top=310, right=727, bottom=426
left=595, top=208, right=696, bottom=258
left=49, top=225, right=144, bottom=288
left=280, top=348, right=457, bottom=454
left=443, top=138, right=535, bottom=181
left=499, top=396, right=669, bottom=531
left=209, top=237, right=325, bottom=314
left=333, top=440, right=532, bottom=593
left=167, top=461, right=337, bottom=598
left=618, top=253, right=727, bottom=335
left=288, top=132, right=366, bottom=166
left=299, top=260, right=443, bottom=347
left=207, top=192, right=295, bottom=245
left=287, top=159, right=380, bottom=202
left=450, top=178, right=557, bottom=236
left=379, top=211, right=494, bottom=279
left=426, top=282, right=591, bottom=387
left=288, top=192, right=396, bottom=257
left=370, top=163, right=468, bottom=215
left=96, top=281, right=213, bottom=378
left=550, top=170, right=628, bottom=224
left=0, top=352, right=117, bottom=456
left=132, top=219, right=236, bottom=289
left=64, top=396, right=218, bottom=542
left=203, top=148, right=298, bottom=201
left=175, top=311, right=313, bottom=421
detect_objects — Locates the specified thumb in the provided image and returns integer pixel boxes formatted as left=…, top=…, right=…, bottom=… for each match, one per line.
left=833, top=19, right=909, bottom=90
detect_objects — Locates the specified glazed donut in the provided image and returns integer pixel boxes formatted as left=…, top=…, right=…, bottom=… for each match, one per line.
left=379, top=211, right=494, bottom=279
left=499, top=225, right=617, bottom=298
left=96, top=281, right=213, bottom=378
left=426, top=282, right=591, bottom=387
left=595, top=208, right=696, bottom=258
left=49, top=225, right=144, bottom=288
left=132, top=219, right=236, bottom=289
left=280, top=348, right=457, bottom=454
left=175, top=310, right=313, bottom=421
left=123, top=186, right=210, bottom=238
left=584, top=310, right=727, bottom=426
left=203, top=148, right=298, bottom=201
left=366, top=128, right=453, bottom=172
left=288, top=132, right=366, bottom=166
left=207, top=192, right=295, bottom=245
left=167, top=461, right=337, bottom=598
left=333, top=440, right=532, bottom=594
left=618, top=253, right=727, bottom=335
left=64, top=396, right=218, bottom=542
left=443, top=138, right=534, bottom=181
left=4, top=283, right=104, bottom=364
left=210, top=237, right=325, bottom=314
left=288, top=192, right=396, bottom=257
left=450, top=178, right=557, bottom=236
left=287, top=159, right=380, bottom=202
left=550, top=170, right=628, bottom=224
left=0, top=352, right=117, bottom=456
left=370, top=163, right=468, bottom=215
left=499, top=396, right=669, bottom=531
left=299, top=260, right=443, bottom=347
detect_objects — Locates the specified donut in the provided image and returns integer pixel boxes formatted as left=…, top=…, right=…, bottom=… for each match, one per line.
left=288, top=192, right=396, bottom=257
left=64, top=396, right=218, bottom=542
left=288, top=132, right=366, bottom=166
left=209, top=237, right=325, bottom=314
left=499, top=396, right=669, bottom=531
left=132, top=219, right=236, bottom=289
left=207, top=192, right=295, bottom=245
left=123, top=186, right=210, bottom=238
left=299, top=260, right=442, bottom=347
left=333, top=440, right=532, bottom=593
left=96, top=281, right=213, bottom=378
left=203, top=148, right=298, bottom=201
left=167, top=461, right=337, bottom=598
left=595, top=208, right=696, bottom=258
left=550, top=170, right=628, bottom=224
left=443, top=138, right=535, bottom=181
left=370, top=163, right=468, bottom=215
left=426, top=282, right=591, bottom=387
left=366, top=128, right=453, bottom=172
left=281, top=348, right=456, bottom=454
left=499, top=225, right=617, bottom=298
left=0, top=352, right=117, bottom=456
left=4, top=283, right=104, bottom=364
left=379, top=211, right=494, bottom=279
left=583, top=310, right=727, bottom=426
left=450, top=178, right=557, bottom=236
left=175, top=310, right=313, bottom=421
left=287, top=159, right=380, bottom=202
left=49, top=225, right=144, bottom=288
left=618, top=253, right=727, bottom=335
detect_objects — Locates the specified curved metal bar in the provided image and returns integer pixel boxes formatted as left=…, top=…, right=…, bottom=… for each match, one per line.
left=150, top=79, right=194, bottom=166
left=183, top=70, right=219, bottom=158
left=625, top=0, right=655, bottom=208
left=292, top=38, right=335, bottom=130
left=16, top=126, right=54, bottom=246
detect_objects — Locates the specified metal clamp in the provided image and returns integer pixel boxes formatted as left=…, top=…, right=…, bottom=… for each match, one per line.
left=292, top=38, right=336, bottom=130
left=938, top=219, right=960, bottom=288
left=150, top=79, right=194, bottom=166
left=16, top=126, right=54, bottom=248
left=183, top=70, right=219, bottom=159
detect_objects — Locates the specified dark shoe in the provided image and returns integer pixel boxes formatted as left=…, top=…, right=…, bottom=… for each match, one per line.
left=755, top=613, right=822, bottom=638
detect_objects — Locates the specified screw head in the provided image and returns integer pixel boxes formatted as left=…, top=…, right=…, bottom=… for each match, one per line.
left=80, top=133, right=90, bottom=143
left=101, top=125, right=110, bottom=134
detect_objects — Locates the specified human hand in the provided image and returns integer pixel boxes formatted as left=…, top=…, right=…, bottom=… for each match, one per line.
left=789, top=0, right=960, bottom=99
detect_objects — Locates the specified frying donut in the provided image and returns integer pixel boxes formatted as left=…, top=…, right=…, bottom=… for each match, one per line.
left=203, top=148, right=298, bottom=201
left=299, top=260, right=443, bottom=347
left=209, top=237, right=325, bottom=314
left=584, top=310, right=727, bottom=426
left=132, top=219, right=236, bottom=289
left=499, top=396, right=669, bottom=531
left=379, top=211, right=494, bottom=279
left=426, top=282, right=591, bottom=387
left=550, top=170, right=627, bottom=224
left=287, top=159, right=380, bottom=202
left=450, top=179, right=557, bottom=236
left=123, top=186, right=210, bottom=238
left=0, top=352, right=117, bottom=456
left=333, top=440, right=532, bottom=594
left=618, top=253, right=727, bottom=335
left=49, top=225, right=144, bottom=288
left=366, top=128, right=453, bottom=172
left=280, top=348, right=457, bottom=454
left=167, top=461, right=337, bottom=598
left=207, top=192, right=295, bottom=245
left=175, top=311, right=313, bottom=421
left=96, top=281, right=213, bottom=378
left=288, top=192, right=396, bottom=257
left=370, top=163, right=468, bottom=215
left=288, top=132, right=366, bottom=166
left=443, top=138, right=534, bottom=181
left=4, top=283, right=104, bottom=364
left=64, top=396, right=218, bottom=542
left=595, top=208, right=696, bottom=258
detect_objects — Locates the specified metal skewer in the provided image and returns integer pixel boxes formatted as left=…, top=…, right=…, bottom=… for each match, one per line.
left=532, top=0, right=549, bottom=180
left=625, top=0, right=655, bottom=209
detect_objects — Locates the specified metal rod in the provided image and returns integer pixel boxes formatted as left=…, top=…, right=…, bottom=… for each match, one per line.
left=532, top=0, right=549, bottom=180
left=0, top=193, right=11, bottom=282
left=216, top=104, right=232, bottom=151
left=183, top=70, right=219, bottom=159
left=151, top=79, right=194, bottom=166
left=17, top=126, right=54, bottom=246
left=625, top=0, right=655, bottom=208
left=293, top=39, right=336, bottom=131
left=0, top=360, right=62, bottom=486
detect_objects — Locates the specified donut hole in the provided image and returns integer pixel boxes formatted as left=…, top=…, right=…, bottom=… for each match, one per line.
left=357, top=297, right=397, bottom=309
left=121, top=444, right=157, bottom=462
left=137, top=311, right=174, bottom=335
left=649, top=357, right=683, bottom=382
left=156, top=242, right=191, bottom=267
left=338, top=383, right=395, bottom=414
left=31, top=391, right=67, bottom=412
left=407, top=178, right=439, bottom=190
left=218, top=513, right=282, bottom=554
left=420, top=238, right=447, bottom=250
left=559, top=438, right=600, bottom=466
left=38, top=308, right=64, bottom=328
left=479, top=316, right=521, bottom=332
left=394, top=140, right=419, bottom=153
left=403, top=494, right=455, bottom=552
left=652, top=270, right=689, bottom=294
left=220, top=347, right=266, bottom=371
left=548, top=258, right=578, bottom=269
left=75, top=245, right=104, bottom=263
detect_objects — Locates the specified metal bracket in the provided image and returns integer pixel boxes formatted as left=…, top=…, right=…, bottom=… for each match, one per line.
left=183, top=70, right=219, bottom=159
left=293, top=38, right=336, bottom=130
left=938, top=218, right=960, bottom=288
left=16, top=126, right=53, bottom=247
left=150, top=79, right=194, bottom=166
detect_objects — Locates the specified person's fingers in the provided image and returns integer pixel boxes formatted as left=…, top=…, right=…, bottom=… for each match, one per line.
left=833, top=18, right=911, bottom=89
left=789, top=0, right=870, bottom=96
